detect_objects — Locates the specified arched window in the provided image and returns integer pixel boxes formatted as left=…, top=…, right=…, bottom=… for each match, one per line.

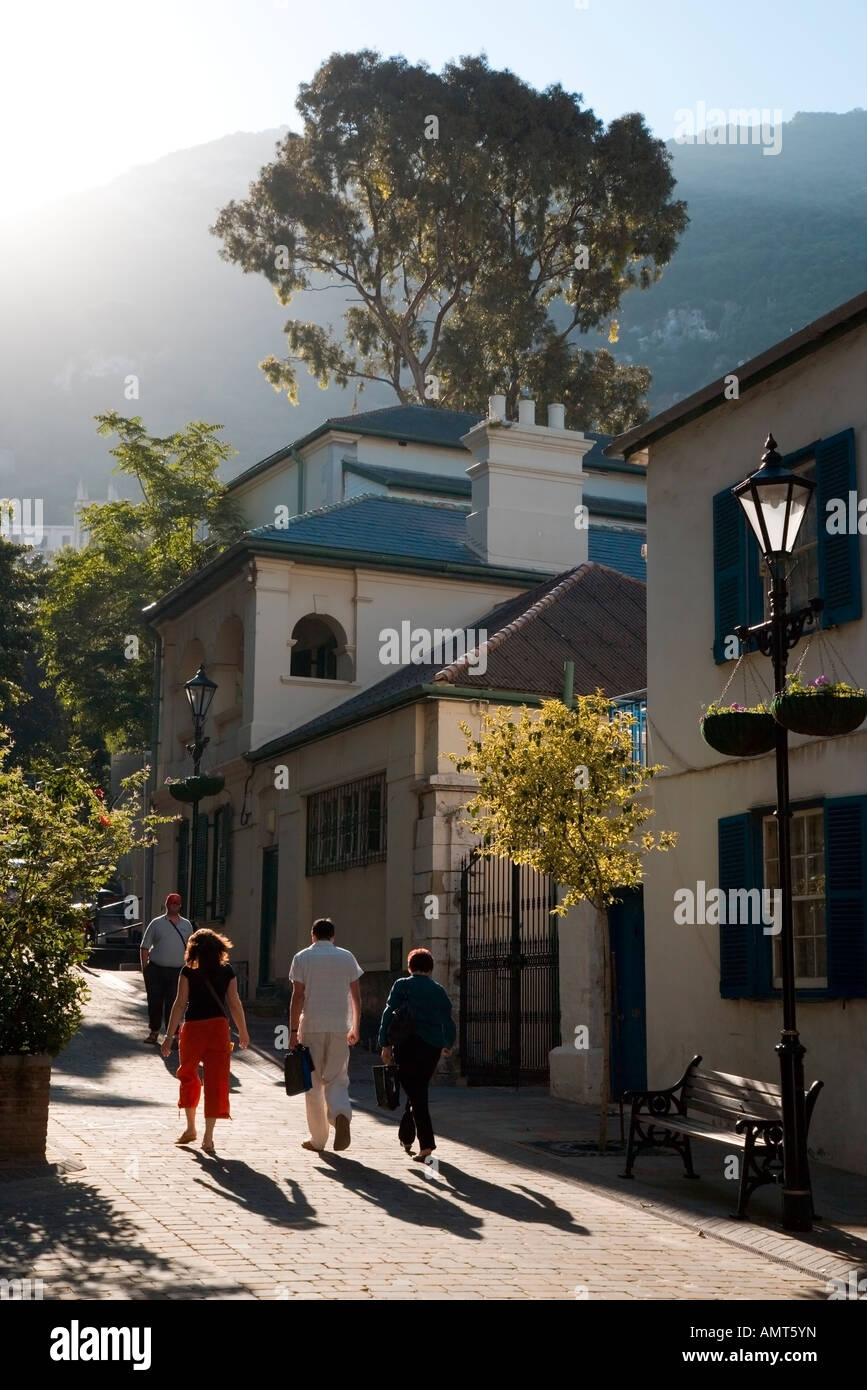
left=289, top=615, right=352, bottom=681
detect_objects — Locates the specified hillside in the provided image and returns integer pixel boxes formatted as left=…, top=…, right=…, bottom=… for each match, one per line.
left=0, top=110, right=865, bottom=520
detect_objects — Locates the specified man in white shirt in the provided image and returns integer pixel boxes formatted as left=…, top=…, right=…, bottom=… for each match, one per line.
left=288, top=917, right=363, bottom=1152
left=139, top=893, right=193, bottom=1045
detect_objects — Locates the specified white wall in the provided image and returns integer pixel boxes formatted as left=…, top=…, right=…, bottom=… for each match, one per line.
left=644, top=321, right=867, bottom=1173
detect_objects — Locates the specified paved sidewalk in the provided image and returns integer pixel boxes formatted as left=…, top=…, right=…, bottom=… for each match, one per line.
left=0, top=969, right=857, bottom=1301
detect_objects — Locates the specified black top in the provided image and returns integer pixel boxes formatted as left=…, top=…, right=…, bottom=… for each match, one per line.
left=181, top=963, right=235, bottom=1022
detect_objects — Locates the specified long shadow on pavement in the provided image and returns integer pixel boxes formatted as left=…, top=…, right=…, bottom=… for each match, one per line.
left=429, top=1161, right=589, bottom=1233
left=315, top=1153, right=479, bottom=1241
left=188, top=1152, right=321, bottom=1230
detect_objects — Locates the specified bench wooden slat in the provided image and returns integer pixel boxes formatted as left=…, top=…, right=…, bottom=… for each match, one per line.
left=686, top=1095, right=779, bottom=1123
left=689, top=1068, right=782, bottom=1099
left=643, top=1115, right=748, bottom=1147
left=687, top=1080, right=781, bottom=1107
left=686, top=1083, right=781, bottom=1111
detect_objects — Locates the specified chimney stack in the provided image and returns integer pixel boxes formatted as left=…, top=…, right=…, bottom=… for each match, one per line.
left=462, top=400, right=593, bottom=574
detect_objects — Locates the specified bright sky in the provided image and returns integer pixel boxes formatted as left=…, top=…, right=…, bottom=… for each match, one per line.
left=1, top=0, right=864, bottom=220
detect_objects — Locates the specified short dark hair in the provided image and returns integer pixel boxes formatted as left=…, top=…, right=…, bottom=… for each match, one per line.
left=311, top=917, right=335, bottom=940
left=407, top=948, right=434, bottom=974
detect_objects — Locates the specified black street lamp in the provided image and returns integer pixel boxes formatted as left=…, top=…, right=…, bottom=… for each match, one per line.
left=733, top=434, right=822, bottom=1234
left=183, top=665, right=218, bottom=924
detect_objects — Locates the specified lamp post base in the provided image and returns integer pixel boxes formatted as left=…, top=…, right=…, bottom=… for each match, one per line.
left=777, top=1031, right=812, bottom=1234
left=781, top=1190, right=814, bottom=1233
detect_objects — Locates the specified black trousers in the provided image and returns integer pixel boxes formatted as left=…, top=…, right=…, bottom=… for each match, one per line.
left=145, top=963, right=182, bottom=1032
left=396, top=1036, right=442, bottom=1152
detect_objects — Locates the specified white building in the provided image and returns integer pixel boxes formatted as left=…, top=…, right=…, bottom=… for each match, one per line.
left=609, top=290, right=867, bottom=1174
left=145, top=401, right=648, bottom=1062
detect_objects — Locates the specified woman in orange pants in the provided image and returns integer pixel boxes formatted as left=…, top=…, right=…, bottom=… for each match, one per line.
left=162, top=928, right=249, bottom=1154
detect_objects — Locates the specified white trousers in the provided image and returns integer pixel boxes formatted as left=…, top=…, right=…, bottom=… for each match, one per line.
left=301, top=1031, right=351, bottom=1149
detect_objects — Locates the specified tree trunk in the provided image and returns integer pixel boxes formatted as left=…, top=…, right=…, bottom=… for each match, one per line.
left=598, top=902, right=612, bottom=1152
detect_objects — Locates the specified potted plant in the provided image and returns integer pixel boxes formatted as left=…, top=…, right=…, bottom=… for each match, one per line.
left=772, top=673, right=867, bottom=738
left=700, top=701, right=777, bottom=757
left=0, top=735, right=164, bottom=1163
left=166, top=773, right=225, bottom=803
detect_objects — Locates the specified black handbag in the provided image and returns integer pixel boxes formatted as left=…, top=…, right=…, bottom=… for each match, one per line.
left=373, top=1063, right=401, bottom=1110
left=387, top=998, right=415, bottom=1046
left=284, top=1046, right=315, bottom=1096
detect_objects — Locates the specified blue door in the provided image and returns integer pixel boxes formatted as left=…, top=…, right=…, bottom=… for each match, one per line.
left=608, top=887, right=647, bottom=1096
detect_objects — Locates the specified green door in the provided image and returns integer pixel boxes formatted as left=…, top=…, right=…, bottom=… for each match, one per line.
left=259, top=846, right=278, bottom=986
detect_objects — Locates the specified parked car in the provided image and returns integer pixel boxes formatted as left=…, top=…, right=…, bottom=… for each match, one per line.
left=85, top=884, right=143, bottom=949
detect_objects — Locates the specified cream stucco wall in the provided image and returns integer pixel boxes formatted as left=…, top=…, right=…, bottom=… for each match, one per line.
left=643, top=320, right=867, bottom=1173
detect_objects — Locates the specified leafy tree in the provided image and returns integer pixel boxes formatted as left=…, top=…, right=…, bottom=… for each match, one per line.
left=0, top=533, right=39, bottom=714
left=0, top=734, right=168, bottom=1056
left=451, top=696, right=676, bottom=1148
left=37, top=414, right=244, bottom=754
left=214, top=51, right=687, bottom=428
left=0, top=544, right=70, bottom=768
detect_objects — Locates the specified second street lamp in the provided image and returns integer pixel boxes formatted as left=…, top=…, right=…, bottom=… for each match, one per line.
left=733, top=433, right=821, bottom=1234
left=183, top=665, right=218, bottom=925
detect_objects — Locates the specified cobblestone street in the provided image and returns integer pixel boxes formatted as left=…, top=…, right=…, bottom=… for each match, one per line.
left=0, top=970, right=847, bottom=1301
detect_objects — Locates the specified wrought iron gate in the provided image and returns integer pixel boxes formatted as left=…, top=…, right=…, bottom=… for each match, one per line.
left=459, top=851, right=560, bottom=1085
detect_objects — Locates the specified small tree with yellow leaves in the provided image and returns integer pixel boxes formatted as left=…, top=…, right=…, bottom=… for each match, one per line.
left=451, top=695, right=676, bottom=1149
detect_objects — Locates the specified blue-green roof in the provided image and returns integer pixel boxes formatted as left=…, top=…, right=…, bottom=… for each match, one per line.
left=229, top=405, right=639, bottom=493
left=343, top=460, right=472, bottom=498
left=249, top=493, right=645, bottom=578
left=251, top=495, right=485, bottom=566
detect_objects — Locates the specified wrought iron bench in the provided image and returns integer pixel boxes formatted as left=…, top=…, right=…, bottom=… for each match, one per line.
left=620, top=1054, right=823, bottom=1217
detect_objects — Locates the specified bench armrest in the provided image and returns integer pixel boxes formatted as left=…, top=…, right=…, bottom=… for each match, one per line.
left=622, top=1054, right=702, bottom=1118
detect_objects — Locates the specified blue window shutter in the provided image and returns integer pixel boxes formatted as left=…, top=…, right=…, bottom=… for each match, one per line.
left=817, top=429, right=861, bottom=627
left=824, top=796, right=867, bottom=998
left=713, top=488, right=748, bottom=663
left=719, top=812, right=757, bottom=998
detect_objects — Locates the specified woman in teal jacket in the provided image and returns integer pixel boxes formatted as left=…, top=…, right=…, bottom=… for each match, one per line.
left=378, top=948, right=456, bottom=1160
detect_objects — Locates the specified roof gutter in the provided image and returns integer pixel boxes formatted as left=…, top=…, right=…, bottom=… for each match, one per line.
left=245, top=682, right=549, bottom=762
left=145, top=535, right=548, bottom=623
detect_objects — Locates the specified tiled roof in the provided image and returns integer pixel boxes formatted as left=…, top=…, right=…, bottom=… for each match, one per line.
left=249, top=493, right=645, bottom=580
left=342, top=460, right=472, bottom=498
left=229, top=405, right=638, bottom=492
left=249, top=494, right=488, bottom=566
left=316, top=404, right=482, bottom=447
left=248, top=562, right=646, bottom=759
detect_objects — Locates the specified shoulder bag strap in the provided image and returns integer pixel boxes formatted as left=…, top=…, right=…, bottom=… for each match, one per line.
left=202, top=974, right=237, bottom=1035
left=169, top=921, right=188, bottom=949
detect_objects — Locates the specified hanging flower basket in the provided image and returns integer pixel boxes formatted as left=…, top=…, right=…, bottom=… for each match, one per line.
left=700, top=704, right=777, bottom=757
left=167, top=773, right=225, bottom=804
left=772, top=675, right=867, bottom=738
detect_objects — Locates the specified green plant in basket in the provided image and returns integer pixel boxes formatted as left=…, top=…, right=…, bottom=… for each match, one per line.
left=700, top=700, right=777, bottom=758
left=772, top=673, right=867, bottom=738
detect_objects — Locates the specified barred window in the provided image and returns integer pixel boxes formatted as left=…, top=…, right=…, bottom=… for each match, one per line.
left=306, top=773, right=387, bottom=875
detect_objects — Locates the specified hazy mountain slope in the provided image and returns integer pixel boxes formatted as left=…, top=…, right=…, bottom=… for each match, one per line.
left=1, top=111, right=864, bottom=520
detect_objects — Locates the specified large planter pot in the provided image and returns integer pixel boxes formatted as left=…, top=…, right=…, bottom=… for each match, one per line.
left=700, top=710, right=777, bottom=757
left=772, top=688, right=867, bottom=738
left=167, top=773, right=225, bottom=804
left=0, top=1054, right=52, bottom=1163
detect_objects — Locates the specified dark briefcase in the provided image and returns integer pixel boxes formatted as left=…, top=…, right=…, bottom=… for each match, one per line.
left=284, top=1045, right=314, bottom=1096
left=373, top=1063, right=401, bottom=1110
